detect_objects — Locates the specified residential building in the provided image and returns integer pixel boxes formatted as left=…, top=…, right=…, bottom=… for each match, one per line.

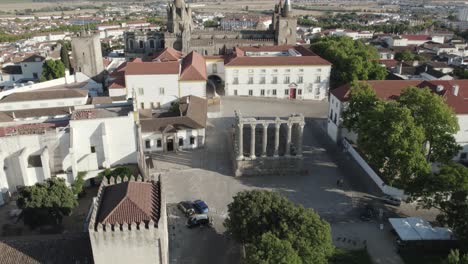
left=140, top=95, right=207, bottom=153
left=327, top=80, right=468, bottom=161
left=224, top=45, right=331, bottom=100
left=20, top=54, right=45, bottom=81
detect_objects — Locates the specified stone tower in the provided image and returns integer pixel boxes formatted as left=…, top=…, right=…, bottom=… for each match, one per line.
left=166, top=0, right=192, bottom=53
left=71, top=31, right=104, bottom=82
left=273, top=0, right=297, bottom=45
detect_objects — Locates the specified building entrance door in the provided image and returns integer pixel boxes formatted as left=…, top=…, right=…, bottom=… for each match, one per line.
left=167, top=139, right=174, bottom=151
left=289, top=88, right=296, bottom=99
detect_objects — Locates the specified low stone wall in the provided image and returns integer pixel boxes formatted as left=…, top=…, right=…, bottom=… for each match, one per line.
left=342, top=139, right=406, bottom=199
left=233, top=156, right=305, bottom=177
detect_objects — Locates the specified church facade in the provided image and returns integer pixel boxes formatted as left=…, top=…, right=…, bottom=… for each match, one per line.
left=124, top=0, right=297, bottom=57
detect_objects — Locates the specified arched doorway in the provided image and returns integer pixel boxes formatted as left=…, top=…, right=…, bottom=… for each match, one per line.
left=207, top=75, right=224, bottom=98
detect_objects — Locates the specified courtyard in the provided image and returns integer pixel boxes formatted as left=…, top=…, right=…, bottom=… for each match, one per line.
left=152, top=96, right=438, bottom=264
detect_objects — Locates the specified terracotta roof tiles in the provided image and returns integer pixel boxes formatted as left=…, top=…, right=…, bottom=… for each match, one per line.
left=180, top=51, right=207, bottom=81
left=125, top=61, right=179, bottom=75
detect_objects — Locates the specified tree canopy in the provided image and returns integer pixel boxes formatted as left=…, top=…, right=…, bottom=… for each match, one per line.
left=17, top=178, right=77, bottom=228
left=398, top=87, right=460, bottom=163
left=40, top=59, right=65, bottom=81
left=447, top=249, right=468, bottom=264
left=342, top=83, right=460, bottom=188
left=310, top=36, right=387, bottom=88
left=224, top=190, right=334, bottom=264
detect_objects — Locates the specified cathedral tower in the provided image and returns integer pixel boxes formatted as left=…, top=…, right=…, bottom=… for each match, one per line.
left=166, top=0, right=192, bottom=53
left=273, top=0, right=297, bottom=45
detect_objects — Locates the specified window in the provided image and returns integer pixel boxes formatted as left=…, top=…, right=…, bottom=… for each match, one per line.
left=316, top=76, right=321, bottom=83
left=90, top=146, right=96, bottom=153
left=141, top=102, right=145, bottom=109
left=145, top=140, right=151, bottom=149
left=139, top=40, right=144, bottom=49
left=233, top=77, right=239, bottom=84
left=330, top=109, right=334, bottom=120
left=285, top=89, right=289, bottom=95
left=248, top=69, right=254, bottom=73
left=260, top=76, right=266, bottom=84
left=179, top=138, right=184, bottom=146
left=273, top=69, right=278, bottom=73
left=190, top=136, right=195, bottom=145
left=129, top=39, right=134, bottom=50
left=248, top=90, right=253, bottom=96
left=149, top=39, right=155, bottom=49
left=285, top=69, right=291, bottom=73
left=272, top=89, right=277, bottom=95
left=151, top=102, right=155, bottom=109
left=315, top=88, right=320, bottom=95
left=157, top=139, right=162, bottom=147
left=461, top=153, right=468, bottom=159
left=27, top=155, right=42, bottom=167
left=317, top=68, right=322, bottom=72
left=297, top=76, right=303, bottom=84
left=248, top=77, right=253, bottom=84
left=298, top=89, right=302, bottom=95
left=23, top=64, right=27, bottom=67
left=212, top=64, right=217, bottom=73
left=284, top=76, right=290, bottom=84
left=299, top=69, right=304, bottom=72
left=234, top=89, right=238, bottom=95
left=138, top=88, right=144, bottom=95
left=334, top=113, right=337, bottom=124
left=234, top=69, right=239, bottom=74
left=260, top=89, right=265, bottom=96
left=272, top=76, right=277, bottom=84
left=33, top=73, right=38, bottom=79
left=260, top=69, right=266, bottom=73
left=159, top=87, right=165, bottom=95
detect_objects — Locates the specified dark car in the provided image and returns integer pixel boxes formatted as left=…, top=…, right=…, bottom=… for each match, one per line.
left=381, top=195, right=402, bottom=206
left=177, top=201, right=196, bottom=216
left=186, top=214, right=211, bottom=228
left=193, top=200, right=209, bottom=214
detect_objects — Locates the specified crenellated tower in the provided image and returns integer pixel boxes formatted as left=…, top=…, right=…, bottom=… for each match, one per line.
left=272, top=0, right=297, bottom=45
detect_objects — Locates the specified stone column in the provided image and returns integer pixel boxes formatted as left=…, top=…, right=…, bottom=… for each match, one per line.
left=250, top=124, right=256, bottom=159
left=297, top=122, right=305, bottom=157
left=286, top=123, right=292, bottom=156
left=237, top=123, right=244, bottom=160
left=274, top=122, right=280, bottom=157
left=261, top=123, right=268, bottom=157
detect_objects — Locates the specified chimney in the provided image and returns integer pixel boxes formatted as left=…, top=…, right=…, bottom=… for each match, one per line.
left=452, top=84, right=460, bottom=96
left=436, top=85, right=444, bottom=93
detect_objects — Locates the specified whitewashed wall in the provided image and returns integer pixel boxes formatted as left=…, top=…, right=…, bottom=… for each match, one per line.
left=126, top=74, right=179, bottom=109
left=224, top=65, right=331, bottom=100
left=179, top=81, right=206, bottom=98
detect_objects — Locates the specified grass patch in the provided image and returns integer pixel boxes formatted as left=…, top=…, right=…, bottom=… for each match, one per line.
left=399, top=251, right=446, bottom=264
left=329, top=248, right=373, bottom=264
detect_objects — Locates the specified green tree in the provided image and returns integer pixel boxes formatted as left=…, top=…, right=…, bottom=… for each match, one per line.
left=224, top=190, right=334, bottom=264
left=447, top=249, right=468, bottom=264
left=310, top=36, right=387, bottom=88
left=17, top=178, right=77, bottom=228
left=398, top=87, right=460, bottom=163
left=72, top=171, right=86, bottom=196
left=394, top=50, right=415, bottom=61
left=60, top=45, right=70, bottom=70
left=454, top=68, right=468, bottom=79
left=40, top=59, right=65, bottom=81
left=341, top=82, right=378, bottom=132
left=203, top=20, right=218, bottom=28
left=246, top=232, right=302, bottom=264
left=357, top=101, right=430, bottom=186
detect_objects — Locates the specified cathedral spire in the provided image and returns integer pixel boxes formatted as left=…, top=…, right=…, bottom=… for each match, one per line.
left=282, top=0, right=292, bottom=17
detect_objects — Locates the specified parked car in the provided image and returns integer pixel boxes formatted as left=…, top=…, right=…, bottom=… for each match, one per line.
left=381, top=195, right=402, bottom=206
left=186, top=214, right=211, bottom=228
left=177, top=201, right=196, bottom=216
left=193, top=199, right=209, bottom=214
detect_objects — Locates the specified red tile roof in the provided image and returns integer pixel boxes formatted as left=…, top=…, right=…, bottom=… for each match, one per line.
left=225, top=45, right=331, bottom=66
left=331, top=80, right=468, bottom=114
left=97, top=181, right=161, bottom=225
left=180, top=51, right=207, bottom=81
left=109, top=62, right=127, bottom=78
left=152, top=47, right=183, bottom=62
left=125, top=61, right=179, bottom=75
left=109, top=76, right=126, bottom=89
left=379, top=59, right=399, bottom=68
left=401, top=34, right=431, bottom=41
